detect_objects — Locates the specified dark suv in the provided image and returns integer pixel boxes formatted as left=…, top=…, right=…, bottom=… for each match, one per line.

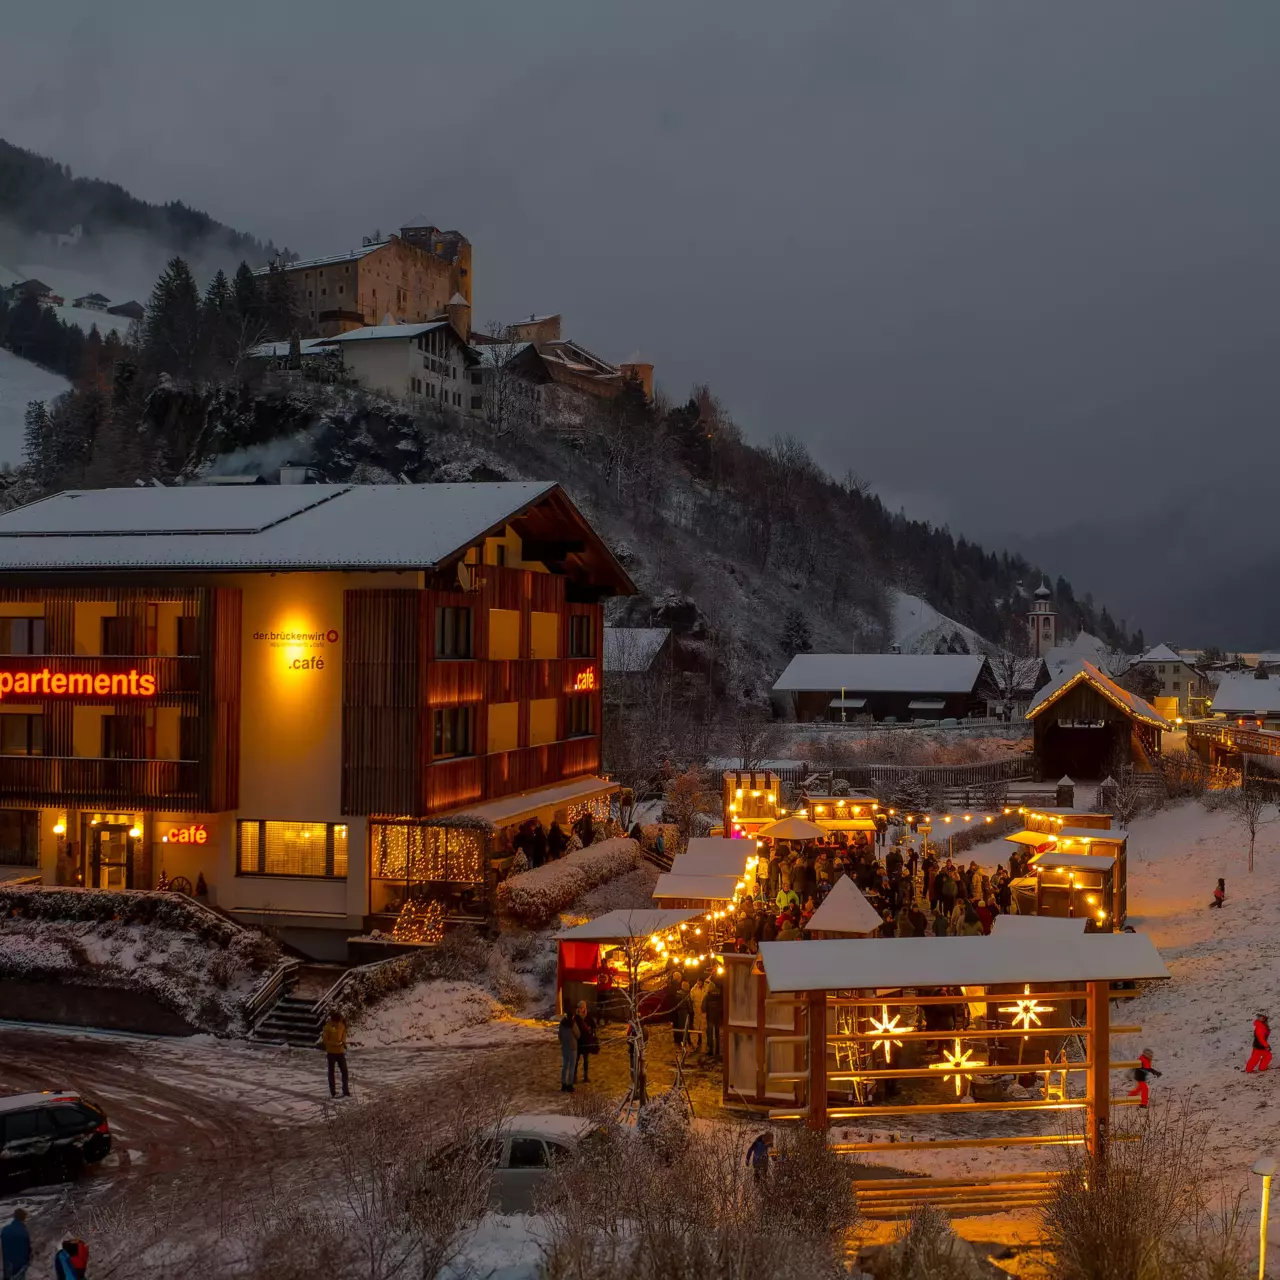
left=0, top=1091, right=111, bottom=1188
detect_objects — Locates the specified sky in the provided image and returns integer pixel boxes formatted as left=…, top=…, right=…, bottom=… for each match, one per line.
left=3, top=2, right=1279, bottom=643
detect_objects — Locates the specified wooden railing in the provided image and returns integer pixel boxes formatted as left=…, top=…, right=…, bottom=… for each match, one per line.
left=0, top=756, right=202, bottom=808
left=1186, top=719, right=1280, bottom=758
left=424, top=737, right=601, bottom=816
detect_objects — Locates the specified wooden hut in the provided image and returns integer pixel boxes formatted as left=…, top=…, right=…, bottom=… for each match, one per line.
left=722, top=770, right=782, bottom=838
left=1026, top=661, right=1170, bottom=778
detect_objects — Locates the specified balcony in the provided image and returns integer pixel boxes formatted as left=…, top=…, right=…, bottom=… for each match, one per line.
left=0, top=756, right=203, bottom=810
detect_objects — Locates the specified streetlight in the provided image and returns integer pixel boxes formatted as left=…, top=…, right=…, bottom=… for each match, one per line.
left=1254, top=1157, right=1276, bottom=1280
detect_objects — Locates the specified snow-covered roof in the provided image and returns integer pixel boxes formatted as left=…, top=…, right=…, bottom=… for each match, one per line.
left=255, top=245, right=380, bottom=275
left=1025, top=660, right=1171, bottom=730
left=671, top=842, right=752, bottom=878
left=447, top=292, right=468, bottom=306
left=773, top=654, right=986, bottom=695
left=757, top=932, right=1169, bottom=992
left=0, top=481, right=610, bottom=573
left=557, top=908, right=701, bottom=942
left=1209, top=673, right=1280, bottom=717
left=805, top=876, right=882, bottom=935
left=1007, top=830, right=1058, bottom=847
left=322, top=321, right=449, bottom=343
left=990, top=914, right=1087, bottom=938
left=1030, top=852, right=1117, bottom=872
left=445, top=776, right=617, bottom=829
left=603, top=626, right=670, bottom=673
left=1055, top=827, right=1128, bottom=843
left=1133, top=643, right=1187, bottom=666
left=652, top=873, right=741, bottom=903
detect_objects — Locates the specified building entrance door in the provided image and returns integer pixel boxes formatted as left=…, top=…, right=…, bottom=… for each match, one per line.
left=91, top=825, right=136, bottom=889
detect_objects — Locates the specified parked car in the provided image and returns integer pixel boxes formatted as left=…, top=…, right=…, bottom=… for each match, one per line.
left=482, top=1114, right=598, bottom=1213
left=0, top=1091, right=112, bottom=1188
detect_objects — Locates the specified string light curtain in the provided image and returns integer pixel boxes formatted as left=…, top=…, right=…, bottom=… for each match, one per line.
left=371, top=822, right=484, bottom=884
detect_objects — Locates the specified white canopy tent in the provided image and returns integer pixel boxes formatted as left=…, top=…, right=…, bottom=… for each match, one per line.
left=804, top=875, right=883, bottom=936
left=757, top=932, right=1169, bottom=992
left=990, top=914, right=1087, bottom=938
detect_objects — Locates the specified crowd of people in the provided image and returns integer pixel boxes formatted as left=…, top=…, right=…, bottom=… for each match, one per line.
left=499, top=808, right=599, bottom=869
left=729, top=824, right=1031, bottom=948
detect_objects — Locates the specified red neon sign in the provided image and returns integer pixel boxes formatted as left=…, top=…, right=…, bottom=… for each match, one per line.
left=0, top=668, right=158, bottom=700
left=574, top=668, right=597, bottom=691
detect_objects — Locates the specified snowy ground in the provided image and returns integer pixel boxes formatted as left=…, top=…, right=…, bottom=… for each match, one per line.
left=0, top=347, right=68, bottom=467
left=891, top=589, right=988, bottom=657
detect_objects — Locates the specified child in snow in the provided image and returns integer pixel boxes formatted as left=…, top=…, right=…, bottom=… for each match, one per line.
left=1210, top=878, right=1225, bottom=909
left=1247, top=1012, right=1272, bottom=1073
left=1127, top=1048, right=1162, bottom=1108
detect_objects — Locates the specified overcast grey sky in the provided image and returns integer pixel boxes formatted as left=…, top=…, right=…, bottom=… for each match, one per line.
left=3, top=2, right=1279, bottom=639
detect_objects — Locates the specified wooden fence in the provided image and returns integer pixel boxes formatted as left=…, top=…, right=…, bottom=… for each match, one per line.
left=772, top=756, right=1035, bottom=792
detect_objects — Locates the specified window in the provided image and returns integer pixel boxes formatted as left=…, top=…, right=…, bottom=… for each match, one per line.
left=101, top=715, right=132, bottom=759
left=433, top=706, right=474, bottom=758
left=0, top=617, right=45, bottom=655
left=530, top=612, right=558, bottom=659
left=337, top=285, right=344, bottom=296
left=1173, top=681, right=1180, bottom=691
left=471, top=396, right=483, bottom=411
left=101, top=616, right=133, bottom=655
left=0, top=810, right=39, bottom=866
left=1158, top=665, right=1166, bottom=674
left=1, top=1109, right=48, bottom=1143
left=529, top=698, right=557, bottom=746
left=179, top=715, right=201, bottom=761
left=567, top=695, right=594, bottom=737
left=569, top=615, right=595, bottom=658
left=177, top=615, right=200, bottom=656
left=507, top=1137, right=548, bottom=1169
left=320, top=287, right=327, bottom=297
left=488, top=609, right=520, bottom=660
left=0, top=714, right=42, bottom=756
left=487, top=701, right=518, bottom=754
left=435, top=606, right=473, bottom=658
left=237, top=820, right=349, bottom=878
left=494, top=544, right=507, bottom=568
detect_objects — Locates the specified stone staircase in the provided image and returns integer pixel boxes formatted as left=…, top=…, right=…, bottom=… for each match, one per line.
left=248, top=962, right=346, bottom=1048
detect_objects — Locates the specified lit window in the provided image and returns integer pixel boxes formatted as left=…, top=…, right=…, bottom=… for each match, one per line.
left=237, top=820, right=348, bottom=878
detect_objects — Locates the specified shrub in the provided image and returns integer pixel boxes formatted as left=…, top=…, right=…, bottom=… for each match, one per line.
left=870, top=1203, right=984, bottom=1279
left=494, top=838, right=640, bottom=926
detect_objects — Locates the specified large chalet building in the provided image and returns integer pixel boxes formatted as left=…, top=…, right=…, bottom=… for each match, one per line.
left=0, top=481, right=631, bottom=957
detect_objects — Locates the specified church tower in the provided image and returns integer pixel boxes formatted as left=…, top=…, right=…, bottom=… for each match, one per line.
left=1028, top=579, right=1057, bottom=657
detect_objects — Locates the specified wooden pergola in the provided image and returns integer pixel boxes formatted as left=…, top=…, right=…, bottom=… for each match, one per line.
left=752, top=932, right=1168, bottom=1209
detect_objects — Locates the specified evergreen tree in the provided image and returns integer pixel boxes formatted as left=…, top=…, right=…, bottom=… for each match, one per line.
left=232, top=261, right=259, bottom=320
left=781, top=607, right=812, bottom=654
left=143, top=256, right=202, bottom=379
left=259, top=261, right=299, bottom=341
left=22, top=400, right=55, bottom=489
left=201, top=268, right=235, bottom=372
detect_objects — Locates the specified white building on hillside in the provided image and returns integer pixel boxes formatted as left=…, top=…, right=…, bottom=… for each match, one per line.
left=1125, top=643, right=1207, bottom=720
left=323, top=320, right=481, bottom=415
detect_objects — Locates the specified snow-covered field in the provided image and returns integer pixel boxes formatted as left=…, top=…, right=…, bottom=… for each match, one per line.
left=891, top=589, right=987, bottom=656
left=0, top=347, right=68, bottom=467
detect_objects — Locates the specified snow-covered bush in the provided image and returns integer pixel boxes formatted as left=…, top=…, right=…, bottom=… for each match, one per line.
left=495, top=838, right=640, bottom=926
left=509, top=849, right=530, bottom=875
left=872, top=1204, right=983, bottom=1279
left=485, top=949, right=529, bottom=1012
left=635, top=1088, right=692, bottom=1162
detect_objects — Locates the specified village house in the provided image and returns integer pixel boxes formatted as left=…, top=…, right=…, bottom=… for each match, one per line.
left=0, top=480, right=632, bottom=958
left=71, top=292, right=111, bottom=312
left=256, top=219, right=472, bottom=338
left=321, top=318, right=481, bottom=413
left=772, top=653, right=998, bottom=723
left=1206, top=670, right=1280, bottom=729
left=1124, top=642, right=1207, bottom=720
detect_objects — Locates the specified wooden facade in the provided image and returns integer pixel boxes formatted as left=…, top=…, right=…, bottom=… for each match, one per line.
left=1031, top=679, right=1164, bottom=779
left=0, top=585, right=240, bottom=812
left=342, top=566, right=603, bottom=819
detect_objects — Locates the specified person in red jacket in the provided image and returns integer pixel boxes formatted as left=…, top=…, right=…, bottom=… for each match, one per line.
left=1247, top=1013, right=1272, bottom=1073
left=1126, top=1048, right=1161, bottom=1108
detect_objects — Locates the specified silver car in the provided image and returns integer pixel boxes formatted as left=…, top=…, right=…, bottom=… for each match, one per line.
left=486, top=1114, right=597, bottom=1213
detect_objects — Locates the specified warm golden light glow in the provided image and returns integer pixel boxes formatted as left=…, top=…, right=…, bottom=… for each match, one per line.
left=998, top=984, right=1053, bottom=1031
left=930, top=1039, right=983, bottom=1096
left=869, top=1004, right=905, bottom=1063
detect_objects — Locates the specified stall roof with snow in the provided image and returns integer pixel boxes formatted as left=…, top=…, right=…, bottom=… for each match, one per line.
left=804, top=875, right=883, bottom=936
left=652, top=873, right=741, bottom=904
left=1030, top=852, right=1118, bottom=872
left=773, top=653, right=994, bottom=724
left=1026, top=660, right=1169, bottom=778
left=757, top=931, right=1168, bottom=992
left=444, top=776, right=617, bottom=829
left=671, top=844, right=753, bottom=878
left=558, top=908, right=701, bottom=942
left=990, top=913, right=1087, bottom=938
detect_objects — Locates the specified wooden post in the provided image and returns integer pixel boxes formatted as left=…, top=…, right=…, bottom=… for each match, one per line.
left=1085, top=979, right=1110, bottom=1159
left=807, top=990, right=828, bottom=1132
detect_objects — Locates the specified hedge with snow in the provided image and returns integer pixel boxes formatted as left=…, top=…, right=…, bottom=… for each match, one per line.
left=495, top=838, right=640, bottom=925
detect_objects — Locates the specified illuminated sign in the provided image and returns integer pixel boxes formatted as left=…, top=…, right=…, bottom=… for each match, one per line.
left=161, top=824, right=208, bottom=845
left=0, top=668, right=157, bottom=701
left=574, top=668, right=597, bottom=692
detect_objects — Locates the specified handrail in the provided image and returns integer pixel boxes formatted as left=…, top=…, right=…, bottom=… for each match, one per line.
left=314, top=955, right=405, bottom=1018
left=244, top=958, right=301, bottom=1025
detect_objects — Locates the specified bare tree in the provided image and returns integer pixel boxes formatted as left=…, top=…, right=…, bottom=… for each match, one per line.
left=1229, top=764, right=1276, bottom=872
left=988, top=624, right=1044, bottom=720
left=479, top=319, right=541, bottom=438
left=724, top=707, right=789, bottom=771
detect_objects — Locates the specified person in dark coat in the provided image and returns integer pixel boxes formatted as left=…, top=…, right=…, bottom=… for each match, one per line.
left=672, top=981, right=694, bottom=1050
left=574, top=810, right=595, bottom=846
left=558, top=1011, right=579, bottom=1092
left=573, top=999, right=598, bottom=1082
left=531, top=820, right=548, bottom=868
left=703, top=979, right=723, bottom=1059
left=1, top=1208, right=30, bottom=1280
left=745, top=1132, right=774, bottom=1183
left=547, top=820, right=570, bottom=860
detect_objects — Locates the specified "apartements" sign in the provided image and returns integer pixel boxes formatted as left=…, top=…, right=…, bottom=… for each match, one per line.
left=0, top=668, right=158, bottom=699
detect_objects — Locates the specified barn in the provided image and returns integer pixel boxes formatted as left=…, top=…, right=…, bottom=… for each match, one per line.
left=1026, top=660, right=1170, bottom=779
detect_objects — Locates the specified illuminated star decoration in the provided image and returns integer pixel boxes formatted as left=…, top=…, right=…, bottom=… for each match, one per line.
left=998, top=984, right=1053, bottom=1032
left=930, top=1038, right=983, bottom=1097
left=869, top=1004, right=905, bottom=1063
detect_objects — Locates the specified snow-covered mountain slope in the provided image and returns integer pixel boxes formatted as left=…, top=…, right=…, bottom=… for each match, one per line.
left=890, top=589, right=989, bottom=655
left=0, top=348, right=69, bottom=468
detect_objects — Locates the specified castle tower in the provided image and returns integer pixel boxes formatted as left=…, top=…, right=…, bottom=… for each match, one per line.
left=1028, top=578, right=1057, bottom=657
